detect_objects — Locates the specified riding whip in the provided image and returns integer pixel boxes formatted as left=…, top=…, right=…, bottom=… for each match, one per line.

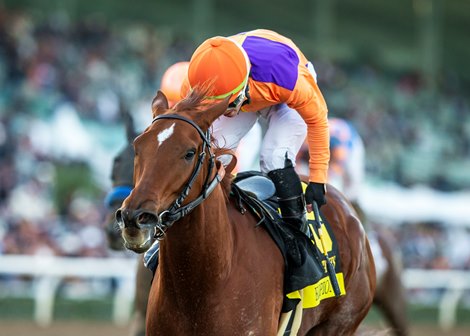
left=311, top=200, right=342, bottom=297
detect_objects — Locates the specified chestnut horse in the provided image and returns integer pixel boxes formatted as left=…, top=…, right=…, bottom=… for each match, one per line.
left=117, top=88, right=376, bottom=335
left=105, top=153, right=407, bottom=336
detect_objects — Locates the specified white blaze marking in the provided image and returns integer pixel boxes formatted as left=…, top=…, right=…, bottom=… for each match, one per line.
left=157, top=123, right=175, bottom=146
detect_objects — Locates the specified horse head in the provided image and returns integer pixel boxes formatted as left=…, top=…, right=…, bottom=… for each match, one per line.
left=104, top=98, right=139, bottom=250
left=116, top=88, right=230, bottom=253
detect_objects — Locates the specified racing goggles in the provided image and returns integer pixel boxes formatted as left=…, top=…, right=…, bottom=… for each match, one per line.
left=228, top=89, right=247, bottom=110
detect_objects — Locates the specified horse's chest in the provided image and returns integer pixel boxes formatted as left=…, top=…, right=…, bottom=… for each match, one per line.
left=147, top=292, right=277, bottom=335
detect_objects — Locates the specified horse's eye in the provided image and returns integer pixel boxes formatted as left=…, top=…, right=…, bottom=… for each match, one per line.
left=184, top=149, right=196, bottom=161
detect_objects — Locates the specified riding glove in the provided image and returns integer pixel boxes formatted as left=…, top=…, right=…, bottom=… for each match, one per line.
left=305, top=182, right=326, bottom=207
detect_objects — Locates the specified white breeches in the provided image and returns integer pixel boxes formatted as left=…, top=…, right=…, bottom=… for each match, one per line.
left=211, top=103, right=307, bottom=174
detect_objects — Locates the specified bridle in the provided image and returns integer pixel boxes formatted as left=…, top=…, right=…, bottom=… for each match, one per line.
left=149, top=114, right=225, bottom=240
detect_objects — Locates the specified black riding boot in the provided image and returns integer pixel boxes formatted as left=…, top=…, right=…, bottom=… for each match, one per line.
left=268, top=157, right=311, bottom=238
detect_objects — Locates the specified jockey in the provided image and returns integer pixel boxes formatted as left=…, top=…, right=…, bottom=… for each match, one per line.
left=183, top=29, right=329, bottom=236
left=328, top=118, right=365, bottom=208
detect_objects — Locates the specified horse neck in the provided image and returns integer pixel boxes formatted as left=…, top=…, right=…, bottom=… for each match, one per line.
left=159, top=185, right=234, bottom=286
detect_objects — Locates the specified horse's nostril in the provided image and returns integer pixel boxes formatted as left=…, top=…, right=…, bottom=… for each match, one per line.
left=137, top=212, right=157, bottom=224
left=114, top=209, right=157, bottom=228
left=115, top=209, right=123, bottom=224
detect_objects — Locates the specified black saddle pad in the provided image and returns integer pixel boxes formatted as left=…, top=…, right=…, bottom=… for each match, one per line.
left=231, top=172, right=345, bottom=312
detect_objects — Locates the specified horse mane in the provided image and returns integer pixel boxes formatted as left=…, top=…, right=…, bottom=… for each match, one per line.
left=214, top=147, right=234, bottom=201
left=173, top=84, right=214, bottom=113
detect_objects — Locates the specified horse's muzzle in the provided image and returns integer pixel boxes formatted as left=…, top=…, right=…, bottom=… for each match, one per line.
left=116, top=208, right=159, bottom=230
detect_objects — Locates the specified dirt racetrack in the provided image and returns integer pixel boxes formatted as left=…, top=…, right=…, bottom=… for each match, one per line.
left=1, top=321, right=470, bottom=336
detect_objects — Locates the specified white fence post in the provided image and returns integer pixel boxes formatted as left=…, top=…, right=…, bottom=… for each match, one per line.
left=113, top=276, right=135, bottom=325
left=402, top=269, right=470, bottom=330
left=34, top=276, right=61, bottom=326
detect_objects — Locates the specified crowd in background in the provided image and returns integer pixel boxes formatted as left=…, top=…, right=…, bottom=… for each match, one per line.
left=0, top=9, right=193, bottom=261
left=1, top=9, right=470, bottom=282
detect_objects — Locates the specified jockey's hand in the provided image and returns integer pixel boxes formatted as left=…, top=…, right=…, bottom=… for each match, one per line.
left=305, top=182, right=326, bottom=212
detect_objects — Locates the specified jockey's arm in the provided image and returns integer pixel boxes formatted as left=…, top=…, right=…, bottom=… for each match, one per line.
left=286, top=67, right=329, bottom=184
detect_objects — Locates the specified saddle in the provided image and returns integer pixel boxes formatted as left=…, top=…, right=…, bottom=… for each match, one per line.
left=232, top=171, right=345, bottom=313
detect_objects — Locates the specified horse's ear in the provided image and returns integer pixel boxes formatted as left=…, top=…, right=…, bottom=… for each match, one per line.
left=118, top=96, right=138, bottom=143
left=199, top=96, right=231, bottom=130
left=151, top=91, right=169, bottom=118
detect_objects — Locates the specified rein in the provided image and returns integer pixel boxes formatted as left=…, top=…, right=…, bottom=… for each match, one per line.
left=151, top=114, right=225, bottom=240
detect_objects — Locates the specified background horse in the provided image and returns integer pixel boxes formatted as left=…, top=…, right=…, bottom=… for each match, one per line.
left=353, top=201, right=409, bottom=336
left=117, top=88, right=376, bottom=335
left=369, top=226, right=409, bottom=336
left=104, top=179, right=151, bottom=336
left=103, top=104, right=151, bottom=336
